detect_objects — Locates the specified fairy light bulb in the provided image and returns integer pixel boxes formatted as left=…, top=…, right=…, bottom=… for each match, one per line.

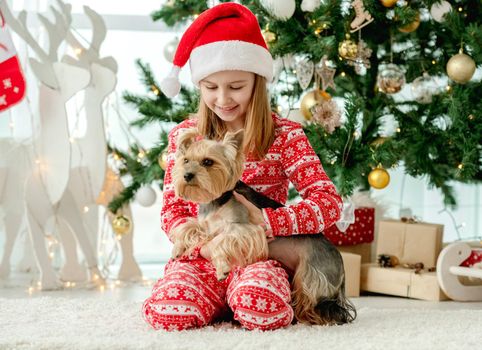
left=83, top=206, right=89, bottom=213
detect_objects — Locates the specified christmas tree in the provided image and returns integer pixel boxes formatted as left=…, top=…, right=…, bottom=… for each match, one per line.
left=110, top=0, right=481, bottom=213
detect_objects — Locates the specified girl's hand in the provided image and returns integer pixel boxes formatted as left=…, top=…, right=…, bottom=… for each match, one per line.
left=233, top=191, right=274, bottom=241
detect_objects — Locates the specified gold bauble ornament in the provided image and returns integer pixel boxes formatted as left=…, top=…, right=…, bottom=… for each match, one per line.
left=368, top=165, right=390, bottom=189
left=112, top=215, right=131, bottom=235
left=338, top=35, right=358, bottom=60
left=398, top=12, right=421, bottom=33
left=377, top=63, right=406, bottom=94
left=300, top=89, right=331, bottom=120
left=379, top=0, right=398, bottom=8
left=158, top=150, right=168, bottom=170
left=446, top=49, right=476, bottom=84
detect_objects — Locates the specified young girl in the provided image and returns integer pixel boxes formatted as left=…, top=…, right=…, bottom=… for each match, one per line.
left=142, top=2, right=342, bottom=331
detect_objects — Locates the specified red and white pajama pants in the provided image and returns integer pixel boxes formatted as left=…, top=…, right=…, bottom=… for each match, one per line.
left=142, top=249, right=293, bottom=331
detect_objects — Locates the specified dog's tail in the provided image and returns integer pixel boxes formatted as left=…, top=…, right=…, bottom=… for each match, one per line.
left=291, top=250, right=357, bottom=326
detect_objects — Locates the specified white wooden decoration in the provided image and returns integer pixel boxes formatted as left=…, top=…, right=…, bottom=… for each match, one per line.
left=0, top=141, right=32, bottom=279
left=437, top=242, right=482, bottom=301
left=97, top=168, right=142, bottom=281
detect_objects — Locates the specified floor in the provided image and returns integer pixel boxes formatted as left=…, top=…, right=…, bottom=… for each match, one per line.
left=1, top=263, right=482, bottom=311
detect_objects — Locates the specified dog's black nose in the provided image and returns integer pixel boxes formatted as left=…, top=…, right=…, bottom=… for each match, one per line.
left=184, top=172, right=195, bottom=182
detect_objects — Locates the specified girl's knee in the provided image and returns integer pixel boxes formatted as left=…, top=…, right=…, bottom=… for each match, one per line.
left=228, top=288, right=294, bottom=331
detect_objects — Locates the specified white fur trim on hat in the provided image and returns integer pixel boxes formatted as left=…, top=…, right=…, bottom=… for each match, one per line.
left=160, top=66, right=182, bottom=98
left=189, top=40, right=273, bottom=86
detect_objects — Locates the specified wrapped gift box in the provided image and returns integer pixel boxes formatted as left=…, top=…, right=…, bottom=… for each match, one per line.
left=376, top=220, right=444, bottom=269
left=338, top=243, right=371, bottom=264
left=340, top=252, right=361, bottom=297
left=361, top=263, right=449, bottom=301
left=324, top=207, right=375, bottom=246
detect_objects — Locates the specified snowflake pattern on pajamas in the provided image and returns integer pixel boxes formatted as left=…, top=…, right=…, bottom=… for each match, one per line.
left=142, top=251, right=293, bottom=331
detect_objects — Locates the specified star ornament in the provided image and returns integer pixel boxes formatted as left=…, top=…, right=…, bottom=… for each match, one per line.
left=0, top=94, right=7, bottom=105
left=316, top=56, right=336, bottom=92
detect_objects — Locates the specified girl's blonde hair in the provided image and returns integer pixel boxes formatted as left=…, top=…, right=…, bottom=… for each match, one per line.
left=197, top=74, right=274, bottom=160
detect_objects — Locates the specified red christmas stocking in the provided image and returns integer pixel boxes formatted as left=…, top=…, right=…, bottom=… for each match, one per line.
left=0, top=10, right=26, bottom=113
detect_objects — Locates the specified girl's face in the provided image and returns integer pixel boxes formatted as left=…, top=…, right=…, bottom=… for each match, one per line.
left=200, top=70, right=255, bottom=131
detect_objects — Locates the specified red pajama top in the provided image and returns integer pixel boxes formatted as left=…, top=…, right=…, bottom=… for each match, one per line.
left=161, top=113, right=342, bottom=239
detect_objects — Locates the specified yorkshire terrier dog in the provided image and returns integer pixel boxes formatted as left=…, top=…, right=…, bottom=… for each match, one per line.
left=171, top=128, right=356, bottom=326
left=171, top=128, right=268, bottom=281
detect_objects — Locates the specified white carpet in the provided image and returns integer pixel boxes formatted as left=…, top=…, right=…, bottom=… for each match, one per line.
left=0, top=297, right=480, bottom=350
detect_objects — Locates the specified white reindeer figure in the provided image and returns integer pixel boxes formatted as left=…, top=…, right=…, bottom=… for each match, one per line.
left=0, top=2, right=91, bottom=290
left=55, top=0, right=141, bottom=282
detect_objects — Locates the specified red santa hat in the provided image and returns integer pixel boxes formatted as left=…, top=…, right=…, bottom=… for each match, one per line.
left=160, top=2, right=273, bottom=98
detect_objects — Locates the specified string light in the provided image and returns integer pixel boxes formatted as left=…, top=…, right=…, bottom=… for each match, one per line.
left=431, top=60, right=436, bottom=65
left=74, top=47, right=83, bottom=57
left=341, top=71, right=346, bottom=77
left=457, top=163, right=464, bottom=170
left=151, top=85, right=160, bottom=95
left=28, top=287, right=35, bottom=295
left=446, top=85, right=452, bottom=92
left=83, top=206, right=89, bottom=213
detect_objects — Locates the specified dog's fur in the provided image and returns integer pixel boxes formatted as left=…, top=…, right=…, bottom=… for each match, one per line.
left=170, top=128, right=356, bottom=326
left=171, top=129, right=268, bottom=281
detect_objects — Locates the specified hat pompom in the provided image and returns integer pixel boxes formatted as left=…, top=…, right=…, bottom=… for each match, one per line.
left=160, top=66, right=181, bottom=97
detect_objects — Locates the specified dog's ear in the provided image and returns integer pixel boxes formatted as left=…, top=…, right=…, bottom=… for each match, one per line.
left=223, top=129, right=244, bottom=151
left=176, top=128, right=199, bottom=155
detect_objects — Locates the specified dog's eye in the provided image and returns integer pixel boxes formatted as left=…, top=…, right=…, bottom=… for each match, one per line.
left=201, top=158, right=214, bottom=167
left=183, top=158, right=188, bottom=163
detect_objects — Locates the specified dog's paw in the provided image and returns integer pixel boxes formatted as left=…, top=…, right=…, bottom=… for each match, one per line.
left=216, top=270, right=229, bottom=281
left=215, top=262, right=232, bottom=281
